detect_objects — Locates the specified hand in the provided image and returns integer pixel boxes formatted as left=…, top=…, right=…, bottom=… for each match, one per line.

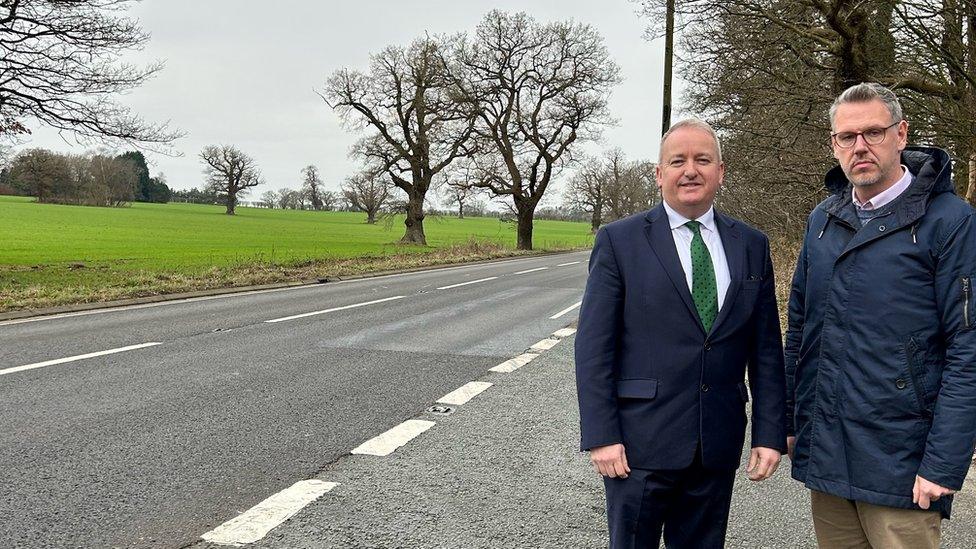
left=787, top=436, right=796, bottom=460
left=913, top=475, right=956, bottom=509
left=590, top=443, right=630, bottom=479
left=747, top=446, right=781, bottom=481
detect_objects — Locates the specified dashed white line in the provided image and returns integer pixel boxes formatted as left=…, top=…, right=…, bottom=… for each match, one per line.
left=530, top=338, right=560, bottom=351
left=513, top=267, right=548, bottom=275
left=201, top=479, right=338, bottom=546
left=264, top=295, right=406, bottom=323
left=436, top=277, right=498, bottom=290
left=489, top=353, right=540, bottom=373
left=437, top=381, right=493, bottom=406
left=552, top=328, right=577, bottom=338
left=556, top=261, right=581, bottom=267
left=351, top=419, right=436, bottom=457
left=0, top=342, right=163, bottom=377
left=550, top=301, right=582, bottom=319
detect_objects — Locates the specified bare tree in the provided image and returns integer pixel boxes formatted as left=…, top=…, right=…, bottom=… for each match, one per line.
left=454, top=11, right=621, bottom=250
left=443, top=181, right=475, bottom=218
left=260, top=190, right=277, bottom=208
left=320, top=190, right=340, bottom=211
left=0, top=0, right=180, bottom=148
left=301, top=164, right=324, bottom=210
left=342, top=168, right=392, bottom=224
left=323, top=35, right=476, bottom=245
left=565, top=150, right=658, bottom=232
left=199, top=145, right=264, bottom=215
left=636, top=0, right=976, bottom=236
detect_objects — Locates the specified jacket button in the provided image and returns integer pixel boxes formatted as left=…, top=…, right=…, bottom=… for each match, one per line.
left=701, top=384, right=710, bottom=392
left=704, top=343, right=712, bottom=351
left=895, top=379, right=907, bottom=389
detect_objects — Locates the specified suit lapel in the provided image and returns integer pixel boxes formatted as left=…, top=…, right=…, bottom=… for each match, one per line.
left=643, top=205, right=704, bottom=334
left=710, top=210, right=743, bottom=337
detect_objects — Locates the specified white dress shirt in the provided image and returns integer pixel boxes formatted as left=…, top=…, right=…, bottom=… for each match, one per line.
left=661, top=201, right=732, bottom=311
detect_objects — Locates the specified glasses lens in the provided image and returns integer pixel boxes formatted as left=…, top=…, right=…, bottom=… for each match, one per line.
left=864, top=129, right=886, bottom=145
left=836, top=134, right=855, bottom=148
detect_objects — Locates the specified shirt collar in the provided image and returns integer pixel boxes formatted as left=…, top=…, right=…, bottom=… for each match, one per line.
left=662, top=200, right=717, bottom=233
left=853, top=165, right=914, bottom=211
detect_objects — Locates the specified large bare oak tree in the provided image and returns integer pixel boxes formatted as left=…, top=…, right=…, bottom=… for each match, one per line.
left=199, top=145, right=263, bottom=215
left=454, top=11, right=620, bottom=250
left=322, top=36, right=475, bottom=245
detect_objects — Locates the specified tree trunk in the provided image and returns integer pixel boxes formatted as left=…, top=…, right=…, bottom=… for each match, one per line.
left=516, top=203, right=535, bottom=250
left=458, top=201, right=464, bottom=219
left=366, top=210, right=376, bottom=224
left=400, top=190, right=427, bottom=245
left=225, top=192, right=236, bottom=215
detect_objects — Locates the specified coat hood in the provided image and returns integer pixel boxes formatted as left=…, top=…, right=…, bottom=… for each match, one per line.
left=824, top=146, right=954, bottom=197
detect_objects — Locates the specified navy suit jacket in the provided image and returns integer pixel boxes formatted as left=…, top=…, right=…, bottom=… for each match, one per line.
left=575, top=204, right=788, bottom=470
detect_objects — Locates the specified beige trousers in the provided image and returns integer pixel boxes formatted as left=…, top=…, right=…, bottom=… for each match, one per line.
left=810, top=490, right=941, bottom=549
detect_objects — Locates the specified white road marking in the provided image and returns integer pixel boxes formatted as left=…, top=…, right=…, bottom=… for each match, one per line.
left=437, top=382, right=493, bottom=406
left=552, top=328, right=577, bottom=338
left=550, top=301, right=582, bottom=319
left=0, top=342, right=162, bottom=377
left=351, top=419, right=436, bottom=457
left=513, top=267, right=548, bottom=275
left=436, top=277, right=498, bottom=290
left=264, top=295, right=405, bottom=323
left=201, top=479, right=338, bottom=546
left=489, top=353, right=539, bottom=373
left=556, top=261, right=581, bottom=267
left=530, top=338, right=560, bottom=351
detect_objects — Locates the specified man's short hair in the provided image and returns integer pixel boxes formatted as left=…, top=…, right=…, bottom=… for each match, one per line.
left=659, top=118, right=723, bottom=163
left=829, top=83, right=904, bottom=129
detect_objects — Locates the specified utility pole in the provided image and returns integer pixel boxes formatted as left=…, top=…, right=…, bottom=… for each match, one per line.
left=662, top=0, right=675, bottom=136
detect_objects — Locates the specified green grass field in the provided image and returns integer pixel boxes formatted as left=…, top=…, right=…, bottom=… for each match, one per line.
left=0, top=195, right=594, bottom=311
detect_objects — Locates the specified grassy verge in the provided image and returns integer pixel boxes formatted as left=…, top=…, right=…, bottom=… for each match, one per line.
left=0, top=196, right=593, bottom=313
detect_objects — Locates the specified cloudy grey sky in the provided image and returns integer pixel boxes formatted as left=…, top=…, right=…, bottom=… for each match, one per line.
left=21, top=0, right=682, bottom=198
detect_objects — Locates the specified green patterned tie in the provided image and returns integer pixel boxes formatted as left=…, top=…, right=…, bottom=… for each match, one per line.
left=685, top=220, right=718, bottom=332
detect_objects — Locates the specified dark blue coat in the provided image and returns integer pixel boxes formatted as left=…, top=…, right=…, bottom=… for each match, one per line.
left=575, top=205, right=787, bottom=471
left=785, top=146, right=976, bottom=518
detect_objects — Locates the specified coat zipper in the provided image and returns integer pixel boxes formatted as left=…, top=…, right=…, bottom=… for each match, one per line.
left=964, top=277, right=972, bottom=329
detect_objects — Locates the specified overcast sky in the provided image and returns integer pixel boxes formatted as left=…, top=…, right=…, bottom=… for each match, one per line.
left=21, top=0, right=684, bottom=199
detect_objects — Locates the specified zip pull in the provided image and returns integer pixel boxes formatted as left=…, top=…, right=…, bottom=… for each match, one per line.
left=911, top=223, right=918, bottom=244
left=818, top=218, right=829, bottom=239
left=964, top=277, right=971, bottom=329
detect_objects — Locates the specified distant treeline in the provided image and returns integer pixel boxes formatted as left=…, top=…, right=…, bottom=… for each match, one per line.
left=0, top=149, right=170, bottom=206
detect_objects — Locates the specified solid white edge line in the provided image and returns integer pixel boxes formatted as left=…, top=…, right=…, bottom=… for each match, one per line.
left=201, top=479, right=338, bottom=546
left=530, top=338, right=560, bottom=351
left=350, top=419, right=436, bottom=456
left=489, top=353, right=540, bottom=373
left=513, top=267, right=548, bottom=275
left=0, top=342, right=163, bottom=377
left=436, top=277, right=498, bottom=290
left=550, top=301, right=582, bottom=319
left=556, top=261, right=581, bottom=267
left=437, top=381, right=493, bottom=406
left=265, top=295, right=405, bottom=323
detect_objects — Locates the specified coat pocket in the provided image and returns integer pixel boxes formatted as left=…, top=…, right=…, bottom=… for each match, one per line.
left=903, top=337, right=933, bottom=418
left=617, top=378, right=658, bottom=399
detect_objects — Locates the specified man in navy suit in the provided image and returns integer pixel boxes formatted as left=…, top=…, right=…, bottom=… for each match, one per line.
left=575, top=119, right=788, bottom=548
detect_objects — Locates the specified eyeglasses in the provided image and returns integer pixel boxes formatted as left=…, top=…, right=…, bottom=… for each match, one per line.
left=831, top=122, right=899, bottom=149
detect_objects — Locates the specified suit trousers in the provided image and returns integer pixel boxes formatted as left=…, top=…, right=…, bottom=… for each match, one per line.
left=810, top=490, right=941, bottom=549
left=603, top=445, right=737, bottom=549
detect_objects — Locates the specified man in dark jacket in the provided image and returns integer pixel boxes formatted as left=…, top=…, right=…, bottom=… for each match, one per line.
left=576, top=119, right=787, bottom=548
left=786, top=82, right=976, bottom=548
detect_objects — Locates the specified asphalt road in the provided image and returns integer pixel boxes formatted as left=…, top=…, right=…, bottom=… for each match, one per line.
left=0, top=251, right=591, bottom=548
